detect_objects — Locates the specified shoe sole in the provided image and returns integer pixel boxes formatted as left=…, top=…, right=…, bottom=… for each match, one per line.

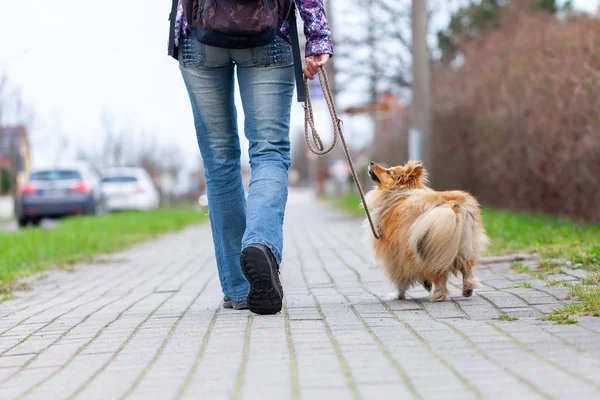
left=240, top=246, right=283, bottom=315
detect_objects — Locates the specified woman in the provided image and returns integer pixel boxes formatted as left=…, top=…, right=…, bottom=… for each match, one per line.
left=167, top=1, right=333, bottom=315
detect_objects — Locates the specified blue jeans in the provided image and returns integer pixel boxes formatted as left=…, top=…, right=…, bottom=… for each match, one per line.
left=180, top=32, right=294, bottom=302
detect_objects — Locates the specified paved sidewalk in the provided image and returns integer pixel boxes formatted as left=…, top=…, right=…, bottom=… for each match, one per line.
left=1, top=189, right=599, bottom=400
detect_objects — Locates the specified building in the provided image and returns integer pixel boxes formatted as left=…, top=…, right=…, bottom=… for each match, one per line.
left=0, top=125, right=32, bottom=195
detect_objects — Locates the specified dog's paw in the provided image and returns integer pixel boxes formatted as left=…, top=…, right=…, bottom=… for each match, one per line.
left=386, top=291, right=405, bottom=301
left=422, top=280, right=432, bottom=292
left=430, top=293, right=450, bottom=302
left=462, top=289, right=474, bottom=298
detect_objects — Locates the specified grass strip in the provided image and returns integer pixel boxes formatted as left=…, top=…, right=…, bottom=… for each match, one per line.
left=0, top=209, right=207, bottom=294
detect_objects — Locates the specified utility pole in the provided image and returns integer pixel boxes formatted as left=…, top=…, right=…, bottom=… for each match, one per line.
left=410, top=0, right=432, bottom=181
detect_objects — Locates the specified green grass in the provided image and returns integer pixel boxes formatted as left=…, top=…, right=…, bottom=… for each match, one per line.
left=499, top=314, right=518, bottom=321
left=1, top=293, right=14, bottom=302
left=581, top=272, right=600, bottom=286
left=513, top=282, right=532, bottom=289
left=537, top=260, right=564, bottom=275
left=560, top=282, right=600, bottom=317
left=0, top=209, right=207, bottom=295
left=509, top=262, right=544, bottom=280
left=326, top=193, right=366, bottom=218
left=480, top=208, right=600, bottom=265
left=326, top=192, right=600, bottom=321
left=541, top=314, right=578, bottom=325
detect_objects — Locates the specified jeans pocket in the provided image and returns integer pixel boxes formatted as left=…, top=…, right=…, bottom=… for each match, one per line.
left=180, top=32, right=206, bottom=68
left=251, top=35, right=293, bottom=68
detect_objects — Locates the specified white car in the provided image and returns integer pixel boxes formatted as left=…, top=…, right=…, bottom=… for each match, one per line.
left=100, top=168, right=160, bottom=212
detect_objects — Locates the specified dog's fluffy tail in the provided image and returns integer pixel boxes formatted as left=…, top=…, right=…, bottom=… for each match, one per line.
left=408, top=203, right=465, bottom=273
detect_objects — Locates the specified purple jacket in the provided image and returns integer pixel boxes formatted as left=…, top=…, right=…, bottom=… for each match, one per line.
left=173, top=0, right=333, bottom=57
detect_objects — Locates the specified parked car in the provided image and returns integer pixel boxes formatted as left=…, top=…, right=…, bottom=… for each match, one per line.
left=16, top=166, right=103, bottom=227
left=101, top=168, right=160, bottom=212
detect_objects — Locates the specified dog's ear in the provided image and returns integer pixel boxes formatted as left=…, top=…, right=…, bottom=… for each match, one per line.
left=403, top=160, right=427, bottom=185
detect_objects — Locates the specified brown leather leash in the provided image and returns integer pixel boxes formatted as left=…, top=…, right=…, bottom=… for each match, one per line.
left=303, top=66, right=382, bottom=239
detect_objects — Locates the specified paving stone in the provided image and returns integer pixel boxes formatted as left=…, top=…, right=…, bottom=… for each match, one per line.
left=566, top=269, right=592, bottom=279
left=512, top=292, right=559, bottom=305
left=480, top=277, right=516, bottom=289
left=531, top=303, right=563, bottom=314
left=0, top=354, right=34, bottom=368
left=578, top=317, right=600, bottom=334
left=460, top=305, right=501, bottom=320
left=546, top=273, right=578, bottom=281
left=501, top=307, right=543, bottom=319
left=477, top=291, right=529, bottom=308
left=394, top=310, right=432, bottom=321
left=421, top=301, right=466, bottom=319
left=0, top=189, right=598, bottom=399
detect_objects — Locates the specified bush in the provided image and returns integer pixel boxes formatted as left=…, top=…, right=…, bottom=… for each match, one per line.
left=0, top=168, right=11, bottom=195
left=432, top=5, right=600, bottom=222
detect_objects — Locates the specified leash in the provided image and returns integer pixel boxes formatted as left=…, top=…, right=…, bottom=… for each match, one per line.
left=303, top=66, right=382, bottom=239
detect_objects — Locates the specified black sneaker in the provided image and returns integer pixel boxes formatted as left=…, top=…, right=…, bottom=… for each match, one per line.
left=240, top=244, right=283, bottom=315
left=223, top=296, right=248, bottom=310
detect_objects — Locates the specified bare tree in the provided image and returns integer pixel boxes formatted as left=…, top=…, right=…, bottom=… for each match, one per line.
left=335, top=0, right=412, bottom=104
left=79, top=111, right=140, bottom=173
left=334, top=0, right=468, bottom=105
left=0, top=74, right=35, bottom=130
left=77, top=111, right=185, bottom=188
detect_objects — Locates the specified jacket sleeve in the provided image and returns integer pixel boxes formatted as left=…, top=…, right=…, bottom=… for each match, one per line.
left=296, top=0, right=334, bottom=57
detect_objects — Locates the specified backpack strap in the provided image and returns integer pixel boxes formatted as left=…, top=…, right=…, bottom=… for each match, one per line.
left=186, top=0, right=194, bottom=25
left=287, top=2, right=306, bottom=103
left=168, top=0, right=180, bottom=59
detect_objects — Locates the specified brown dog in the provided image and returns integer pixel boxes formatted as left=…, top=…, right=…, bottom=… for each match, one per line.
left=365, top=160, right=490, bottom=301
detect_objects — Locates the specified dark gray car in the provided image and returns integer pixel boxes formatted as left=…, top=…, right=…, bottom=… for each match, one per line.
left=16, top=167, right=102, bottom=227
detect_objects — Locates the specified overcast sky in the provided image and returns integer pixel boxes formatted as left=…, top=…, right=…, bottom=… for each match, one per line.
left=1, top=0, right=598, bottom=181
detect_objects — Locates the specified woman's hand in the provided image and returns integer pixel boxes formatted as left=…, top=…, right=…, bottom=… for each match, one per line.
left=303, top=54, right=330, bottom=80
